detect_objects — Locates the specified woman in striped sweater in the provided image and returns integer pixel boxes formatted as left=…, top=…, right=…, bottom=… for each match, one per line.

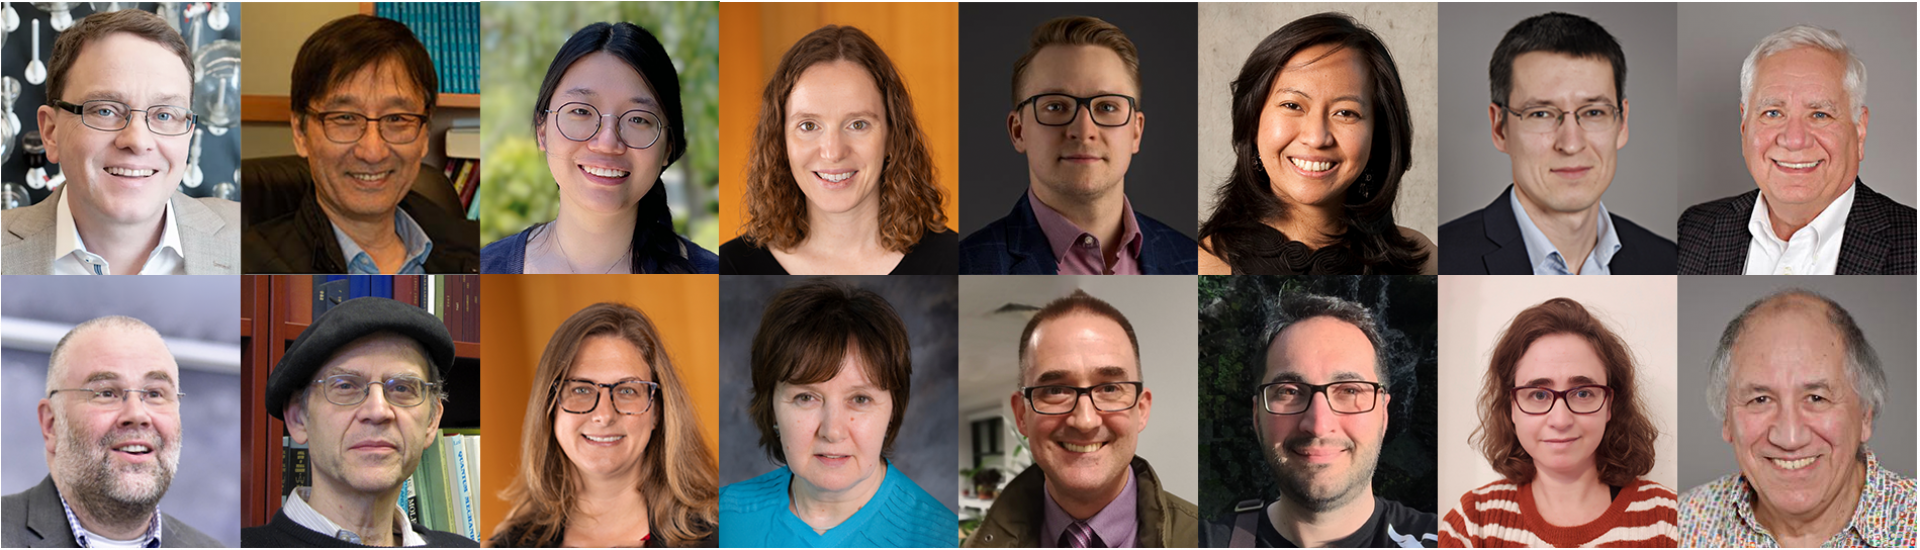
left=1439, top=298, right=1677, bottom=548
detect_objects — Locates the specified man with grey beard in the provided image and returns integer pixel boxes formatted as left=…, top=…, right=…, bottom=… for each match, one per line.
left=1201, top=294, right=1436, bottom=548
left=2, top=316, right=219, bottom=547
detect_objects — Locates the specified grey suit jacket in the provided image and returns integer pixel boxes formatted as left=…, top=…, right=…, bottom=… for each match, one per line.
left=1, top=187, right=242, bottom=274
left=2, top=475, right=223, bottom=548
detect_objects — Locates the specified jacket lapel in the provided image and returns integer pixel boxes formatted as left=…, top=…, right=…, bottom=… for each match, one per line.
left=24, top=476, right=77, bottom=547
left=2, top=187, right=62, bottom=274
left=1837, top=181, right=1890, bottom=274
left=1710, top=192, right=1757, bottom=274
left=1004, top=195, right=1057, bottom=275
left=1479, top=187, right=1532, bottom=274
left=171, top=194, right=234, bottom=274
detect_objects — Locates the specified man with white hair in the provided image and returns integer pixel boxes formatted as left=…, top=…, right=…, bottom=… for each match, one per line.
left=1678, top=289, right=1916, bottom=547
left=1, top=316, right=221, bottom=547
left=1677, top=25, right=1915, bottom=274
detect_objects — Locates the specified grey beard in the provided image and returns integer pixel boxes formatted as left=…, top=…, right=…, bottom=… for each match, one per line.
left=1262, top=435, right=1377, bottom=514
left=52, top=416, right=179, bottom=529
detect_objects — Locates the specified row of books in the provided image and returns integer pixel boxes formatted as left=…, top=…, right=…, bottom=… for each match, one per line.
left=281, top=431, right=484, bottom=542
left=442, top=158, right=482, bottom=219
left=427, top=275, right=481, bottom=342
left=376, top=2, right=480, bottom=94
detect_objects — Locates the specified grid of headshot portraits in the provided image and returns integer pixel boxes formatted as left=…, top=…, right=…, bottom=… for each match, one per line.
left=0, top=1, right=1913, bottom=549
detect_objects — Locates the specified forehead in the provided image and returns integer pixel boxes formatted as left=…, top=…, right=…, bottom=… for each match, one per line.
left=1509, top=51, right=1616, bottom=102
left=568, top=335, right=654, bottom=381
left=58, top=326, right=176, bottom=384
left=1513, top=333, right=1608, bottom=385
left=64, top=32, right=191, bottom=101
left=1752, top=46, right=1847, bottom=95
left=1024, top=312, right=1140, bottom=383
left=1264, top=316, right=1377, bottom=384
left=1730, top=303, right=1848, bottom=380
left=787, top=59, right=883, bottom=116
left=787, top=349, right=879, bottom=388
left=555, top=51, right=658, bottom=107
left=319, top=332, right=432, bottom=379
left=1021, top=44, right=1137, bottom=98
left=316, top=56, right=427, bottom=110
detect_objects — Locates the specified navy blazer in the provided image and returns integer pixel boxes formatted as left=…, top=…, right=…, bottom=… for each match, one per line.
left=1677, top=179, right=1916, bottom=275
left=1438, top=185, right=1677, bottom=274
left=959, top=193, right=1197, bottom=274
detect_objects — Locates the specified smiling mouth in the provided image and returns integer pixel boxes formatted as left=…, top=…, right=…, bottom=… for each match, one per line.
left=1290, top=157, right=1335, bottom=173
left=348, top=171, right=392, bottom=182
left=584, top=434, right=624, bottom=443
left=114, top=443, right=154, bottom=455
left=1775, top=160, right=1823, bottom=170
left=816, top=171, right=853, bottom=183
left=1772, top=456, right=1817, bottom=470
left=105, top=167, right=157, bottom=178
left=1060, top=442, right=1105, bottom=453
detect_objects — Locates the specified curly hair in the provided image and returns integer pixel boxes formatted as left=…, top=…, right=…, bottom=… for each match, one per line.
left=1470, top=298, right=1657, bottom=487
left=738, top=25, right=947, bottom=254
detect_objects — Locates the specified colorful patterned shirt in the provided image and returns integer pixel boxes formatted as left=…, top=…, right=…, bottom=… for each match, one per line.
left=1679, top=448, right=1916, bottom=547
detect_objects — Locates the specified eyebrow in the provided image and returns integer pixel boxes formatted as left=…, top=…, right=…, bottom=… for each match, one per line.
left=1031, top=88, right=1130, bottom=98
left=82, top=370, right=175, bottom=386
left=1520, top=375, right=1599, bottom=387
left=560, top=87, right=658, bottom=108
left=1517, top=96, right=1615, bottom=109
left=1274, top=87, right=1366, bottom=106
left=1034, top=366, right=1133, bottom=385
left=74, top=90, right=189, bottom=108
left=568, top=375, right=651, bottom=384
left=320, top=93, right=423, bottom=112
left=788, top=110, right=882, bottom=121
left=1266, top=370, right=1368, bottom=384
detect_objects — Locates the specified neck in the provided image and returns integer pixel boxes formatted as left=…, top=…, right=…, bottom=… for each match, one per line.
left=51, top=477, right=154, bottom=541
left=1043, top=469, right=1129, bottom=521
left=319, top=203, right=402, bottom=254
left=567, top=471, right=651, bottom=543
left=1763, top=185, right=1849, bottom=241
left=68, top=191, right=166, bottom=275
left=1032, top=183, right=1126, bottom=260
left=1754, top=455, right=1867, bottom=547
left=1272, top=201, right=1345, bottom=249
left=308, top=477, right=405, bottom=547
left=1515, top=189, right=1600, bottom=273
left=1528, top=463, right=1611, bottom=526
left=553, top=204, right=638, bottom=272
left=788, top=465, right=886, bottom=533
left=1270, top=484, right=1376, bottom=548
left=796, top=201, right=886, bottom=256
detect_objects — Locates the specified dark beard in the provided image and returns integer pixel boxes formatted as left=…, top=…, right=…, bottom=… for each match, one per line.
left=1262, top=435, right=1376, bottom=513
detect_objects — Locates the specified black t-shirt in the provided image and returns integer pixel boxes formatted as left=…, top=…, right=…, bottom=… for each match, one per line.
left=1201, top=497, right=1438, bottom=548
left=718, top=228, right=958, bottom=275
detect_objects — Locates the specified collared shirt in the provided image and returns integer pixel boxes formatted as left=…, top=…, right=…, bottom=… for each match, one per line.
left=331, top=209, right=435, bottom=274
left=1509, top=189, right=1620, bottom=275
left=284, top=486, right=429, bottom=547
left=59, top=492, right=162, bottom=548
left=53, top=188, right=185, bottom=275
left=1744, top=182, right=1854, bottom=275
left=1041, top=467, right=1138, bottom=548
left=1679, top=447, right=1917, bottom=548
left=1027, top=187, right=1143, bottom=275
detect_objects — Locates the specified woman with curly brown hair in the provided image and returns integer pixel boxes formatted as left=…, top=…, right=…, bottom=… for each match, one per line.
left=718, top=25, right=956, bottom=275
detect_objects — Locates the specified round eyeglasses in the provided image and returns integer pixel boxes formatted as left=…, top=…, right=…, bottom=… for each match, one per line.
left=1016, top=93, right=1136, bottom=127
left=1020, top=382, right=1143, bottom=415
left=311, top=374, right=438, bottom=408
left=556, top=379, right=659, bottom=415
left=1499, top=103, right=1620, bottom=135
left=52, top=99, right=196, bottom=136
left=1512, top=385, right=1611, bottom=415
left=545, top=102, right=665, bottom=150
left=1257, top=381, right=1383, bottom=415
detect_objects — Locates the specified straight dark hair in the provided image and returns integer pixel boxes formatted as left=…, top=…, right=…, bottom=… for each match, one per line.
left=1199, top=13, right=1427, bottom=274
left=1488, top=12, right=1627, bottom=113
left=291, top=15, right=437, bottom=119
left=531, top=22, right=693, bottom=274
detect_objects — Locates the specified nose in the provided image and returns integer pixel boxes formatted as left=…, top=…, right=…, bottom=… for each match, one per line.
left=1544, top=396, right=1577, bottom=429
left=356, top=384, right=398, bottom=424
left=1064, top=393, right=1103, bottom=431
left=817, top=401, right=847, bottom=443
left=818, top=127, right=848, bottom=163
left=588, top=387, right=616, bottom=424
left=1776, top=115, right=1812, bottom=150
left=1065, top=104, right=1101, bottom=142
left=112, top=113, right=159, bottom=152
left=1553, top=113, right=1590, bottom=154
left=1298, top=113, right=1334, bottom=149
left=116, top=393, right=155, bottom=428
left=1767, top=400, right=1811, bottom=450
left=587, top=114, right=626, bottom=155
left=1296, top=392, right=1340, bottom=437
left=351, top=121, right=395, bottom=165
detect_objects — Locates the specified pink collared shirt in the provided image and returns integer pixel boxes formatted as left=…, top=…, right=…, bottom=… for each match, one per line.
left=1027, top=188, right=1143, bottom=275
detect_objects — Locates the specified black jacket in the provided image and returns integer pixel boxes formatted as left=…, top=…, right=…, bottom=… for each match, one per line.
left=242, top=189, right=480, bottom=274
left=241, top=509, right=475, bottom=548
left=1677, top=179, right=1916, bottom=274
left=2, top=475, right=224, bottom=548
left=1439, top=185, right=1676, bottom=274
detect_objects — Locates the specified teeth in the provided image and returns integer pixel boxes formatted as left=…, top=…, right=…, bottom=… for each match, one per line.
left=121, top=445, right=151, bottom=453
left=106, top=167, right=156, bottom=177
left=584, top=435, right=623, bottom=443
left=1290, top=158, right=1333, bottom=172
left=818, top=171, right=852, bottom=183
left=1772, top=457, right=1815, bottom=470
left=1062, top=442, right=1101, bottom=453
left=582, top=165, right=629, bottom=178
left=1778, top=160, right=1820, bottom=169
left=348, top=172, right=389, bottom=182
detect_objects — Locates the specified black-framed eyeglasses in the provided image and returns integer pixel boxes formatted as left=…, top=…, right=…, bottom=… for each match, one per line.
left=48, top=387, right=184, bottom=407
left=1257, top=381, right=1383, bottom=415
left=1016, top=93, right=1137, bottom=127
left=311, top=374, right=439, bottom=408
left=544, top=102, right=665, bottom=150
left=1497, top=103, right=1621, bottom=135
left=1020, top=382, right=1143, bottom=415
left=308, top=110, right=430, bottom=144
left=1512, top=385, right=1612, bottom=415
left=555, top=378, right=659, bottom=415
left=51, top=99, right=196, bottom=136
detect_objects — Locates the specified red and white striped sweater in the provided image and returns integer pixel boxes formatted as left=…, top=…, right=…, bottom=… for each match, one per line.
left=1438, top=477, right=1678, bottom=548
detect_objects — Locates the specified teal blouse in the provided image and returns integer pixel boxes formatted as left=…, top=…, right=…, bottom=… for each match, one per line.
left=718, top=463, right=951, bottom=548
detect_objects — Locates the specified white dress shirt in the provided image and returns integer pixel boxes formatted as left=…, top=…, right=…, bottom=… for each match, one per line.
left=283, top=486, right=428, bottom=547
left=53, top=189, right=185, bottom=275
left=1744, top=183, right=1854, bottom=275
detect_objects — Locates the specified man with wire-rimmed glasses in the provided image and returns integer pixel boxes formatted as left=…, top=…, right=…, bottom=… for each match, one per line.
left=965, top=290, right=1198, bottom=547
left=242, top=297, right=476, bottom=547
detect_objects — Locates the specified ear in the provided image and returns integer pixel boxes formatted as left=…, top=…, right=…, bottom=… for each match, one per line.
left=1008, top=109, right=1026, bottom=154
left=1737, top=102, right=1748, bottom=138
left=1129, top=110, right=1145, bottom=154
left=1134, top=387, right=1152, bottom=431
left=1379, top=391, right=1392, bottom=434
left=1488, top=103, right=1509, bottom=154
left=37, top=106, right=61, bottom=164
left=1010, top=390, right=1030, bottom=437
left=290, top=114, right=311, bottom=158
left=39, top=399, right=57, bottom=456
left=1859, top=403, right=1874, bottom=444
left=285, top=399, right=311, bottom=445
left=425, top=399, right=445, bottom=448
left=1614, top=99, right=1631, bottom=150
left=535, top=119, right=548, bottom=152
left=1720, top=409, right=1734, bottom=444
left=1854, top=105, right=1870, bottom=162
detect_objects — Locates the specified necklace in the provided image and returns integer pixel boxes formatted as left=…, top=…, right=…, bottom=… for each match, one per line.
left=553, top=228, right=631, bottom=274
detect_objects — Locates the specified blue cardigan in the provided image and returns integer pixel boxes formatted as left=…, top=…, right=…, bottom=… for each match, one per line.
left=480, top=224, right=718, bottom=274
left=718, top=464, right=952, bottom=548
left=959, top=193, right=1198, bottom=274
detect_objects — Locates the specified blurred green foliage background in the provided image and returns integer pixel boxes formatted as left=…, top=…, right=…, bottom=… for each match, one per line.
left=478, top=1, right=721, bottom=249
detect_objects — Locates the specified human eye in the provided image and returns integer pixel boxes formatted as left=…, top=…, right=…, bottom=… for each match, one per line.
left=1277, top=101, right=1303, bottom=112
left=1335, top=384, right=1364, bottom=397
left=615, top=384, right=642, bottom=397
left=1275, top=384, right=1306, bottom=398
left=797, top=120, right=819, bottom=132
left=848, top=119, right=870, bottom=131
left=626, top=114, right=654, bottom=127
left=1520, top=388, right=1551, bottom=401
left=568, top=383, right=594, bottom=395
left=1037, top=386, right=1074, bottom=398
left=790, top=392, right=820, bottom=406
left=566, top=106, right=594, bottom=117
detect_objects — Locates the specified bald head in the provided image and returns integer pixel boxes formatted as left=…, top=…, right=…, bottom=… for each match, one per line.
left=46, top=316, right=173, bottom=396
left=1707, top=289, right=1886, bottom=424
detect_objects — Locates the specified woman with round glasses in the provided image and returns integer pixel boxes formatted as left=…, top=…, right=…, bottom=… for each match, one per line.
left=718, top=280, right=949, bottom=547
left=491, top=303, right=718, bottom=547
left=1439, top=298, right=1676, bottom=547
left=480, top=22, right=719, bottom=274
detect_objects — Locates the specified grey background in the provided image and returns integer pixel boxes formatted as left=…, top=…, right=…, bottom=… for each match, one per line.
left=1437, top=3, right=1679, bottom=241
left=1198, top=3, right=1439, bottom=241
left=1676, top=276, right=1915, bottom=494
left=718, top=275, right=959, bottom=513
left=957, top=3, right=1199, bottom=240
left=1, top=276, right=242, bottom=548
left=1677, top=3, right=1916, bottom=208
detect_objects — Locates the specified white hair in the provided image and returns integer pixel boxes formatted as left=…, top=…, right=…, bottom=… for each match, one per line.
left=1739, top=24, right=1867, bottom=122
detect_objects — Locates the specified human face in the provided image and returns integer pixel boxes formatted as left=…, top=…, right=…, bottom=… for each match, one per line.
left=1492, top=52, right=1629, bottom=218
left=286, top=334, right=443, bottom=498
left=1257, top=44, right=1374, bottom=211
left=292, top=57, right=429, bottom=224
left=1722, top=300, right=1871, bottom=523
left=785, top=60, right=887, bottom=220
left=1009, top=45, right=1143, bottom=203
left=36, top=33, right=191, bottom=226
left=553, top=335, right=656, bottom=483
left=1509, top=334, right=1610, bottom=478
left=1741, top=47, right=1866, bottom=212
left=776, top=352, right=892, bottom=496
left=1012, top=313, right=1150, bottom=500
left=1255, top=316, right=1387, bottom=512
left=38, top=327, right=183, bottom=517
left=541, top=52, right=669, bottom=219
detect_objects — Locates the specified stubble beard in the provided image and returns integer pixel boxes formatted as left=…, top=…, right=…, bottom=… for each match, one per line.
left=52, top=414, right=179, bottom=527
left=1263, top=433, right=1380, bottom=514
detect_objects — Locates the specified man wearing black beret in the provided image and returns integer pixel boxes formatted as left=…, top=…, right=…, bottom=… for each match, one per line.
left=240, top=297, right=476, bottom=547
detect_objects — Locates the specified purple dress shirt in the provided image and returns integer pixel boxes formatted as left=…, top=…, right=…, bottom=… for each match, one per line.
left=1041, top=468, right=1138, bottom=547
left=1027, top=188, right=1144, bottom=275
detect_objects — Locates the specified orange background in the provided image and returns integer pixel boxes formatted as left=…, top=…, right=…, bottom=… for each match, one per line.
left=717, top=2, right=961, bottom=244
left=477, top=275, right=720, bottom=542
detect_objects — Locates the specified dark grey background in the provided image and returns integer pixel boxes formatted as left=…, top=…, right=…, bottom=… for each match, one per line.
left=956, top=3, right=1198, bottom=240
left=1438, top=3, right=1679, bottom=241
left=1676, top=3, right=1915, bottom=209
left=1676, top=276, right=1915, bottom=493
left=718, top=275, right=958, bottom=513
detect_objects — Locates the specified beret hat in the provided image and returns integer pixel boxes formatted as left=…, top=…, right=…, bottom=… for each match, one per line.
left=264, top=296, right=454, bottom=420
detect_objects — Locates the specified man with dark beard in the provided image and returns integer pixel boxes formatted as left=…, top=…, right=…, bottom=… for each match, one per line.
left=3, top=316, right=219, bottom=547
left=1202, top=294, right=1436, bottom=547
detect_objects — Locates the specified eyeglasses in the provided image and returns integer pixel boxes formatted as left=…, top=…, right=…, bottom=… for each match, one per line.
left=556, top=379, right=659, bottom=415
left=1020, top=382, right=1143, bottom=415
left=1499, top=103, right=1621, bottom=135
left=545, top=102, right=665, bottom=150
left=1257, top=381, right=1383, bottom=415
left=311, top=374, right=439, bottom=408
left=1512, top=385, right=1611, bottom=415
left=48, top=387, right=183, bottom=407
left=51, top=99, right=196, bottom=136
left=1016, top=93, right=1137, bottom=127
left=309, top=111, right=429, bottom=145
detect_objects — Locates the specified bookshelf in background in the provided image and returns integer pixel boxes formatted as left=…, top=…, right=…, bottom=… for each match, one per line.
left=445, top=124, right=481, bottom=221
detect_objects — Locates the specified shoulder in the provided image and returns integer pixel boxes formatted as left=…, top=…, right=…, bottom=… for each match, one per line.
left=717, top=236, right=776, bottom=275
left=1607, top=212, right=1677, bottom=249
left=1377, top=496, right=1440, bottom=533
left=1197, top=236, right=1232, bottom=275
left=1679, top=192, right=1757, bottom=226
left=240, top=212, right=308, bottom=273
left=183, top=194, right=244, bottom=227
left=897, top=228, right=958, bottom=274
left=719, top=467, right=789, bottom=514
left=1398, top=226, right=1440, bottom=275
left=1676, top=473, right=1742, bottom=522
left=480, top=229, right=529, bottom=274
left=160, top=513, right=223, bottom=547
left=418, top=525, right=480, bottom=547
left=872, top=466, right=959, bottom=546
left=681, top=235, right=720, bottom=274
left=1135, top=210, right=1199, bottom=247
